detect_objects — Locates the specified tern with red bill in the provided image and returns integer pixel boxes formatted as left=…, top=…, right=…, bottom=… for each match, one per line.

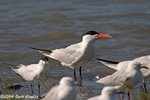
left=29, top=31, right=112, bottom=85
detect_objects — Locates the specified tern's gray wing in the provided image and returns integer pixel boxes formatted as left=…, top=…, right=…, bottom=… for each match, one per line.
left=29, top=43, right=83, bottom=66
left=11, top=64, right=26, bottom=73
left=42, top=85, right=59, bottom=100
left=47, top=43, right=83, bottom=65
left=12, top=64, right=38, bottom=81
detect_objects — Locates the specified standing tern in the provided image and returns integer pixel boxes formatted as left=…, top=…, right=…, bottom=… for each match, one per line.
left=42, top=77, right=77, bottom=100
left=96, top=55, right=150, bottom=92
left=96, top=61, right=148, bottom=100
left=87, top=86, right=124, bottom=100
left=29, top=31, right=112, bottom=85
left=10, top=57, right=49, bottom=96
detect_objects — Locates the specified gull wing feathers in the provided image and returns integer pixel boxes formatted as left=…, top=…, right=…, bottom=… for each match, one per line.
left=97, top=69, right=128, bottom=86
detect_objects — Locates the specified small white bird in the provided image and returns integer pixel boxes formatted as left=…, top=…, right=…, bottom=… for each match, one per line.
left=87, top=86, right=124, bottom=100
left=96, top=55, right=150, bottom=92
left=10, top=57, right=49, bottom=96
left=42, top=77, right=77, bottom=100
left=29, top=31, right=112, bottom=85
left=96, top=61, right=148, bottom=100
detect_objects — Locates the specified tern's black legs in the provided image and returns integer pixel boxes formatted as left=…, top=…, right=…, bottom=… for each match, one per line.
left=31, top=82, right=33, bottom=94
left=38, top=82, right=41, bottom=97
left=143, top=81, right=148, bottom=93
left=73, top=68, right=77, bottom=81
left=79, top=66, right=82, bottom=83
left=30, top=82, right=41, bottom=96
left=73, top=66, right=82, bottom=85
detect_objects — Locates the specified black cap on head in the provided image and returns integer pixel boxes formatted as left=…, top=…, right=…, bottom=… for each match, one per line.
left=83, top=31, right=99, bottom=36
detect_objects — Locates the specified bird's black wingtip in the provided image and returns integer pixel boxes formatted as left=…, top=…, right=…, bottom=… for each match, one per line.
left=28, top=47, right=38, bottom=50
left=95, top=58, right=119, bottom=64
left=95, top=58, right=101, bottom=60
left=29, top=47, right=52, bottom=53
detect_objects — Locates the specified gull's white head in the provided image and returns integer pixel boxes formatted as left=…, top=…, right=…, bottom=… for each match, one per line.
left=82, top=31, right=112, bottom=43
left=59, top=77, right=75, bottom=86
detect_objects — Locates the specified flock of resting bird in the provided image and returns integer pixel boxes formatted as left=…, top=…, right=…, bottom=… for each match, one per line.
left=1, top=31, right=150, bottom=100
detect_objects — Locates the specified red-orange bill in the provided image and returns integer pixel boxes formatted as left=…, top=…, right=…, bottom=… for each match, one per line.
left=96, top=33, right=112, bottom=38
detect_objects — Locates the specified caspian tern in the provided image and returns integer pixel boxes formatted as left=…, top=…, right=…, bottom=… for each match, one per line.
left=96, top=55, right=150, bottom=92
left=96, top=61, right=148, bottom=100
left=87, top=86, right=124, bottom=100
left=29, top=31, right=112, bottom=85
left=42, top=77, right=77, bottom=100
left=10, top=57, right=49, bottom=96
